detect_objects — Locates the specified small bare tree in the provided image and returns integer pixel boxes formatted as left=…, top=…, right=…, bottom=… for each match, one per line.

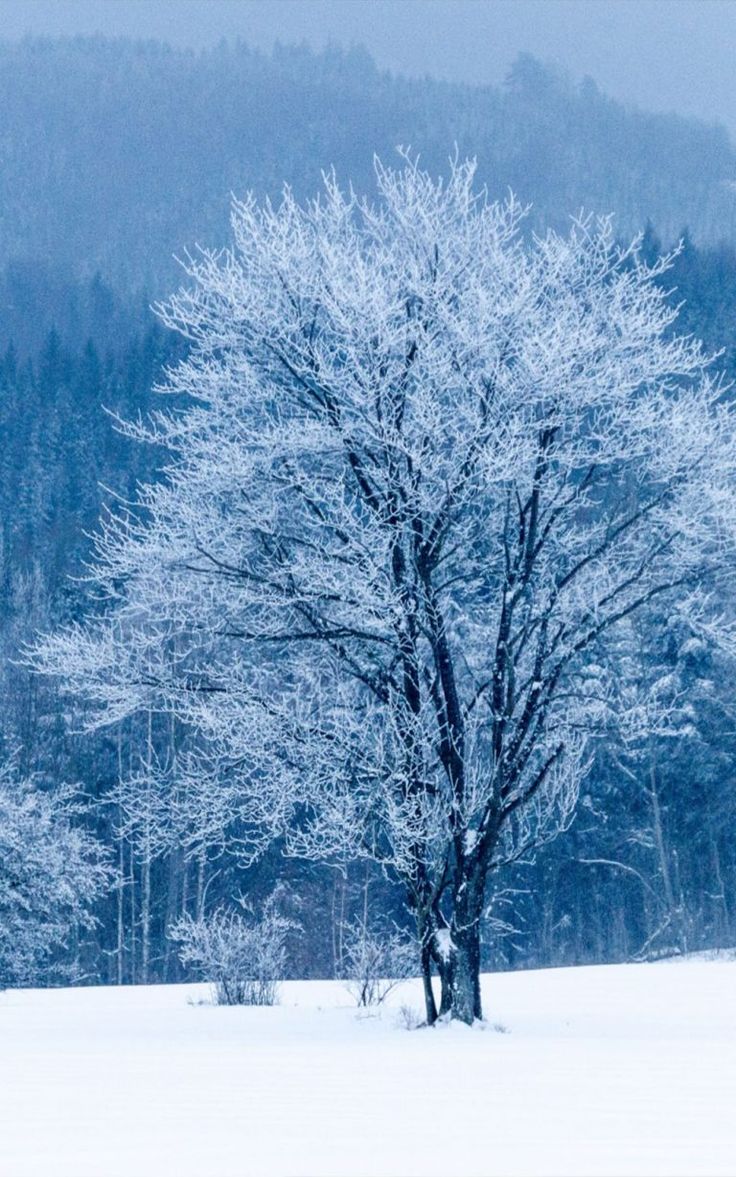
left=340, top=919, right=416, bottom=1007
left=32, top=157, right=736, bottom=1021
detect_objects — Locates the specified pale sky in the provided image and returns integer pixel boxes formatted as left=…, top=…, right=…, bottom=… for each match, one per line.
left=1, top=1, right=735, bottom=133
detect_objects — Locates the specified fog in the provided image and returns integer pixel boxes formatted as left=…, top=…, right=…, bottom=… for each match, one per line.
left=1, top=0, right=735, bottom=135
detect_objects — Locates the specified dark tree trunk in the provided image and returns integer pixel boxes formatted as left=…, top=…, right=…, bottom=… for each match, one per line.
left=438, top=870, right=485, bottom=1026
left=414, top=863, right=486, bottom=1025
left=420, top=936, right=438, bottom=1025
left=441, top=920, right=482, bottom=1023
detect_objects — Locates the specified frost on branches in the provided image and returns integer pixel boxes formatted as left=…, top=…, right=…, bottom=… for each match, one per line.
left=32, top=158, right=736, bottom=1022
left=168, top=892, right=294, bottom=1006
left=0, top=767, right=110, bottom=987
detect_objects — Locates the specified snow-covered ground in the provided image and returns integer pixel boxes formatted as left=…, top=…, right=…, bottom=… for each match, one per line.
left=2, top=958, right=734, bottom=1177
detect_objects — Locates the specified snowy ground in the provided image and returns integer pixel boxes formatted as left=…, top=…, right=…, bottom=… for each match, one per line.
left=2, top=959, right=735, bottom=1177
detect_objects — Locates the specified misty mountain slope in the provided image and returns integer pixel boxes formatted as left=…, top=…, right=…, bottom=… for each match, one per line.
left=0, top=38, right=735, bottom=294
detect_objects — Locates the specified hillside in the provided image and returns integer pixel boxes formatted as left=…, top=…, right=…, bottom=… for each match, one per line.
left=0, top=38, right=735, bottom=302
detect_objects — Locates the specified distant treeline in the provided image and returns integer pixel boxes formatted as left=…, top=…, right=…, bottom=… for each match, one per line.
left=0, top=36, right=735, bottom=308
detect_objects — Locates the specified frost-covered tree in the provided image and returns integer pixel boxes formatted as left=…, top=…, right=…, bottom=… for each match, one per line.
left=0, top=766, right=110, bottom=986
left=32, top=158, right=736, bottom=1022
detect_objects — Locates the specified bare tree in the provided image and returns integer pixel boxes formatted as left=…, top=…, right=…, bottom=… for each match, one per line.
left=32, top=158, right=736, bottom=1022
left=339, top=918, right=416, bottom=1008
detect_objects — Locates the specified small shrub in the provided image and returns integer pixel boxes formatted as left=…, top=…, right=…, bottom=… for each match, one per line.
left=340, top=920, right=416, bottom=1007
left=169, top=895, right=294, bottom=1006
left=396, top=1003, right=424, bottom=1031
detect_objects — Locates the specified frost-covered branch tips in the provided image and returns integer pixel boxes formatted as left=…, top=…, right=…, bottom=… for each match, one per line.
left=31, top=156, right=736, bottom=1021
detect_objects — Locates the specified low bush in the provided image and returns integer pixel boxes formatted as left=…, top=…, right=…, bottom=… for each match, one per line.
left=169, top=894, right=294, bottom=1006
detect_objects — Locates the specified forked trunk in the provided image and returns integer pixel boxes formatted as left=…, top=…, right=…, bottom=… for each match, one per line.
left=438, top=877, right=484, bottom=1024
left=440, top=921, right=482, bottom=1023
left=416, top=872, right=485, bottom=1025
left=442, top=918, right=482, bottom=1021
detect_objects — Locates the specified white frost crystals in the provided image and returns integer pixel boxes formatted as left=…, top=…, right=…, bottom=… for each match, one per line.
left=168, top=892, right=295, bottom=1006
left=0, top=765, right=111, bottom=987
left=29, top=154, right=736, bottom=1022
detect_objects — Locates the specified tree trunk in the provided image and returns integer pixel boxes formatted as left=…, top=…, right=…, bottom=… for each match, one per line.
left=420, top=936, right=438, bottom=1025
left=649, top=753, right=687, bottom=954
left=141, top=710, right=153, bottom=984
left=141, top=854, right=151, bottom=984
left=195, top=851, right=206, bottom=920
left=115, top=728, right=125, bottom=985
left=440, top=921, right=482, bottom=1023
left=437, top=877, right=484, bottom=1024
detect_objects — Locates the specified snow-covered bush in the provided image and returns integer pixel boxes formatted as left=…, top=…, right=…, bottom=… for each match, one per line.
left=0, top=767, right=111, bottom=987
left=340, top=920, right=416, bottom=1007
left=169, top=897, right=294, bottom=1006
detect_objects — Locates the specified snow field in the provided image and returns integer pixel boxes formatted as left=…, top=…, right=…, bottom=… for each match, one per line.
left=1, top=958, right=734, bottom=1177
